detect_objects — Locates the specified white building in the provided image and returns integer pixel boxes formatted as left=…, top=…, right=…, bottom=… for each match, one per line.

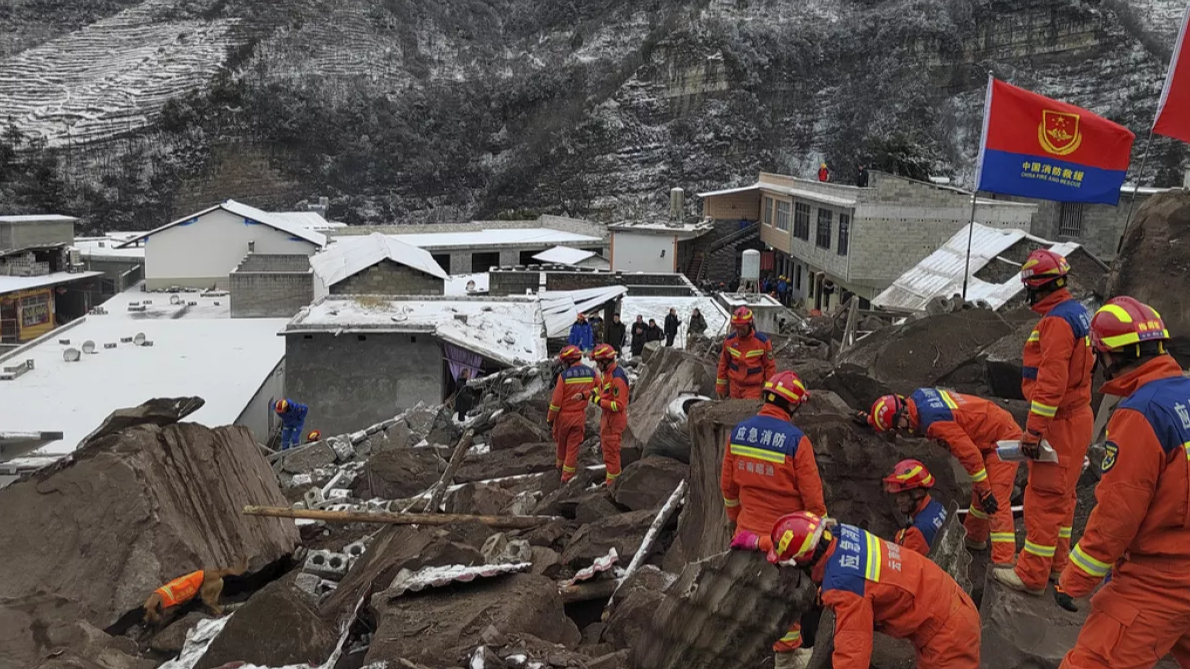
left=532, top=245, right=610, bottom=270
left=608, top=221, right=714, bottom=274
left=116, top=200, right=327, bottom=289
left=0, top=284, right=287, bottom=484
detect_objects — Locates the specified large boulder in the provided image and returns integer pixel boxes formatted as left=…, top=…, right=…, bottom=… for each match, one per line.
left=456, top=442, right=561, bottom=482
left=1106, top=190, right=1190, bottom=367
left=148, top=611, right=211, bottom=657
left=26, top=621, right=156, bottom=669
left=353, top=446, right=445, bottom=499
left=489, top=413, right=551, bottom=451
left=601, top=566, right=675, bottom=651
left=364, top=574, right=581, bottom=667
left=194, top=573, right=339, bottom=669
left=612, top=456, right=689, bottom=512
left=0, top=408, right=297, bottom=668
left=635, top=549, right=815, bottom=669
left=978, top=571, right=1084, bottom=668
left=981, top=319, right=1034, bottom=400
left=624, top=347, right=718, bottom=460
left=445, top=481, right=517, bottom=516
left=561, top=509, right=655, bottom=567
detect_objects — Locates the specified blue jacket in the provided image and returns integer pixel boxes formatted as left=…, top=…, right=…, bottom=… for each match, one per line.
left=280, top=401, right=308, bottom=427
left=568, top=321, right=594, bottom=351
left=777, top=280, right=788, bottom=294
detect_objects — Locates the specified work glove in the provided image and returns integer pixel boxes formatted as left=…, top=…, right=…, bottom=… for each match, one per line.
left=589, top=390, right=602, bottom=406
left=1054, top=584, right=1078, bottom=612
left=730, top=531, right=761, bottom=551
left=978, top=489, right=1000, bottom=515
left=1021, top=429, right=1043, bottom=460
left=852, top=411, right=870, bottom=427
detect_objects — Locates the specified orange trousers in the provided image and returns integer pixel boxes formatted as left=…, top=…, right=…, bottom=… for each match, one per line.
left=600, top=412, right=626, bottom=485
left=1016, top=406, right=1092, bottom=590
left=963, top=452, right=1020, bottom=563
left=553, top=411, right=586, bottom=482
left=1061, top=568, right=1190, bottom=668
left=730, top=383, right=764, bottom=400
left=914, top=593, right=982, bottom=669
left=730, top=529, right=802, bottom=652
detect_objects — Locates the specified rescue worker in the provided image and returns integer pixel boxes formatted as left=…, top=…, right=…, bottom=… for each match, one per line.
left=567, top=313, right=595, bottom=353
left=995, top=249, right=1093, bottom=595
left=883, top=459, right=947, bottom=556
left=546, top=345, right=599, bottom=483
left=864, top=388, right=1020, bottom=564
left=766, top=511, right=981, bottom=669
left=274, top=399, right=308, bottom=451
left=1057, top=297, right=1190, bottom=668
left=306, top=430, right=322, bottom=443
left=577, top=343, right=630, bottom=485
left=716, top=307, right=776, bottom=400
left=722, top=370, right=824, bottom=669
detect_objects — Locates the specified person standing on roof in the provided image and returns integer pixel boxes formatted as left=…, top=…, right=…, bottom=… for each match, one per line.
left=606, top=313, right=627, bottom=354
left=777, top=276, right=789, bottom=305
left=994, top=249, right=1094, bottom=596
left=687, top=307, right=708, bottom=349
left=567, top=313, right=595, bottom=353
left=547, top=345, right=599, bottom=483
left=723, top=371, right=824, bottom=669
left=861, top=388, right=1020, bottom=565
left=1056, top=297, right=1190, bottom=666
left=883, top=459, right=948, bottom=556
left=817, top=163, right=830, bottom=182
left=765, top=511, right=981, bottom=669
left=577, top=344, right=630, bottom=485
left=274, top=399, right=308, bottom=451
left=717, top=307, right=776, bottom=399
left=630, top=315, right=647, bottom=358
left=664, top=308, right=681, bottom=347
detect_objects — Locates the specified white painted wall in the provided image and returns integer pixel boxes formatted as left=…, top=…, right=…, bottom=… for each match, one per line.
left=235, top=358, right=285, bottom=444
left=144, top=209, right=319, bottom=288
left=611, top=231, right=676, bottom=273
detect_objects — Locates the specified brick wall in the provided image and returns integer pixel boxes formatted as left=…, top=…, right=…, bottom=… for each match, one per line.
left=703, top=191, right=761, bottom=221
left=238, top=253, right=312, bottom=272
left=230, top=271, right=314, bottom=318
left=330, top=260, right=445, bottom=296
left=999, top=194, right=1139, bottom=262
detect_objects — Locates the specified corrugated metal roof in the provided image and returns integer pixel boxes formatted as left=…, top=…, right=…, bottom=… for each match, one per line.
left=540, top=286, right=629, bottom=337
left=872, top=223, right=1084, bottom=313
left=116, top=200, right=327, bottom=248
left=310, top=233, right=448, bottom=286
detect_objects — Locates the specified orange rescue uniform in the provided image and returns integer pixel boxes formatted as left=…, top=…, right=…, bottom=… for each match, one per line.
left=595, top=362, right=630, bottom=484
left=716, top=328, right=776, bottom=399
left=548, top=362, right=599, bottom=481
left=155, top=570, right=205, bottom=608
left=721, top=403, right=825, bottom=652
left=1016, top=288, right=1094, bottom=589
left=817, top=524, right=981, bottom=669
left=895, top=494, right=948, bottom=557
left=1059, top=355, right=1190, bottom=669
left=904, top=388, right=1022, bottom=563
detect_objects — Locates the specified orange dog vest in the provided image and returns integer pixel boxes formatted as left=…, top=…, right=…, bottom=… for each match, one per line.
left=155, top=570, right=205, bottom=608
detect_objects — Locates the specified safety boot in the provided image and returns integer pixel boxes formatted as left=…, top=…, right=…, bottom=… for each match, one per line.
left=965, top=538, right=988, bottom=551
left=992, top=566, right=1045, bottom=596
left=773, top=648, right=813, bottom=669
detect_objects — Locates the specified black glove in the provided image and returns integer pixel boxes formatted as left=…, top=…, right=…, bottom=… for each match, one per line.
left=852, top=411, right=870, bottom=427
left=978, top=489, right=999, bottom=515
left=1054, top=584, right=1078, bottom=612
left=1021, top=430, right=1043, bottom=460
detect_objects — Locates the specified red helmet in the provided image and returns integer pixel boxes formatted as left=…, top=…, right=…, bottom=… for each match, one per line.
left=868, top=394, right=907, bottom=433
left=591, top=343, right=617, bottom=362
left=767, top=511, right=831, bottom=566
left=559, top=345, right=583, bottom=363
left=883, top=459, right=935, bottom=493
left=731, top=307, right=754, bottom=327
left=1020, top=249, right=1071, bottom=288
left=1090, top=296, right=1170, bottom=353
left=764, top=370, right=809, bottom=407
left=274, top=399, right=289, bottom=414
left=306, top=430, right=322, bottom=442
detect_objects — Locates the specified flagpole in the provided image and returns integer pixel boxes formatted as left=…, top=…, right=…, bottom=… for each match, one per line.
left=1116, top=127, right=1156, bottom=255
left=964, top=71, right=994, bottom=301
left=962, top=191, right=978, bottom=300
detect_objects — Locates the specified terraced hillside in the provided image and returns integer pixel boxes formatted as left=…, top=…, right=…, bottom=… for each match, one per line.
left=0, top=0, right=1185, bottom=228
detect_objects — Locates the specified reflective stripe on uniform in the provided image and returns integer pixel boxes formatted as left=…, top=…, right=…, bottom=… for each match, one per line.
left=864, top=531, right=882, bottom=582
left=969, top=467, right=988, bottom=483
left=1058, top=526, right=1073, bottom=539
left=1028, top=331, right=1040, bottom=342
left=779, top=630, right=802, bottom=643
left=990, top=532, right=1016, bottom=543
left=562, top=465, right=577, bottom=473
left=1030, top=401, right=1058, bottom=418
left=730, top=443, right=786, bottom=464
left=728, top=348, right=743, bottom=358
left=565, top=377, right=593, bottom=384
left=744, top=349, right=765, bottom=358
left=716, top=378, right=728, bottom=386
left=1024, top=540, right=1056, bottom=557
left=606, top=471, right=621, bottom=480
left=608, top=401, right=620, bottom=412
left=1183, top=441, right=1190, bottom=460
left=1070, top=544, right=1112, bottom=578
left=723, top=497, right=740, bottom=508
left=548, top=404, right=560, bottom=412
left=938, top=390, right=959, bottom=409
left=967, top=506, right=989, bottom=520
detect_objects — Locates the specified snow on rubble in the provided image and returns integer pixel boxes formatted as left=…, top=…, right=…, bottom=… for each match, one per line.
left=287, top=294, right=547, bottom=367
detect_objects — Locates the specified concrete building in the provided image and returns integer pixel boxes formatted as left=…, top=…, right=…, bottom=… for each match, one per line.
left=489, top=267, right=700, bottom=297
left=0, top=285, right=286, bottom=478
left=73, top=233, right=145, bottom=297
left=311, top=233, right=448, bottom=297
left=532, top=245, right=610, bottom=270
left=230, top=254, right=315, bottom=318
left=0, top=215, right=77, bottom=251
left=116, top=200, right=327, bottom=290
left=284, top=295, right=546, bottom=436
left=699, top=171, right=1037, bottom=312
left=374, top=228, right=604, bottom=275
left=718, top=293, right=787, bottom=336
left=607, top=220, right=714, bottom=273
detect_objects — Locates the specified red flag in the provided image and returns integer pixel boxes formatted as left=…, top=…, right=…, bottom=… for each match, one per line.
left=1154, top=5, right=1190, bottom=143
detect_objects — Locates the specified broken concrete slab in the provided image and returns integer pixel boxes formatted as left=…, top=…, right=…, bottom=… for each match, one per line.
left=573, top=489, right=625, bottom=525
left=364, top=574, right=581, bottom=667
left=642, top=393, right=710, bottom=464
left=481, top=533, right=532, bottom=565
left=611, top=456, right=688, bottom=512
left=0, top=414, right=297, bottom=663
left=490, top=413, right=551, bottom=451
left=279, top=441, right=339, bottom=475
left=624, top=347, right=718, bottom=461
left=601, top=565, right=675, bottom=651
left=194, top=573, right=339, bottom=669
left=445, top=481, right=517, bottom=516
left=456, top=442, right=559, bottom=482
left=561, top=509, right=655, bottom=568
left=635, top=549, right=815, bottom=669
left=352, top=446, right=444, bottom=499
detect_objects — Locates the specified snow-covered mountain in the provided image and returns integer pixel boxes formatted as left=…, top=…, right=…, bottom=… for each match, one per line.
left=0, top=0, right=1185, bottom=228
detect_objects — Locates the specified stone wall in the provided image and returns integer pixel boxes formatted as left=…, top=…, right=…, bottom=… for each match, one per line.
left=230, top=253, right=314, bottom=318
left=330, top=260, right=445, bottom=296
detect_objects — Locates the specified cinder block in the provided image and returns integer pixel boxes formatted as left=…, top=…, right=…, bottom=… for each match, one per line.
left=303, top=550, right=349, bottom=581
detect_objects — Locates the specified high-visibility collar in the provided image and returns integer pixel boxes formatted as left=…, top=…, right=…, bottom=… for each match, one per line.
left=757, top=402, right=792, bottom=423
left=1100, top=355, right=1183, bottom=398
left=1031, top=287, right=1074, bottom=316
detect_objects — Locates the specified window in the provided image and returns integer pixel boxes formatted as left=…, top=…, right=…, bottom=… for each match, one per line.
left=793, top=203, right=811, bottom=240
left=837, top=213, right=850, bottom=256
left=794, top=264, right=801, bottom=290
left=762, top=196, right=774, bottom=226
left=19, top=293, right=50, bottom=328
left=816, top=209, right=833, bottom=249
left=775, top=201, right=791, bottom=231
left=1058, top=203, right=1085, bottom=238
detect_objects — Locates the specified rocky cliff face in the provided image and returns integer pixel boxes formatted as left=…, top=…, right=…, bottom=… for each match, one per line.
left=0, top=0, right=1184, bottom=229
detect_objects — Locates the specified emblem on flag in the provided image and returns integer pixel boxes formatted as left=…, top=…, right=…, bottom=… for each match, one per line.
left=1039, top=111, right=1082, bottom=156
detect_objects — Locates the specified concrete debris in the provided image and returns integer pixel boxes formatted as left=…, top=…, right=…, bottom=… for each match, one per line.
left=600, top=566, right=674, bottom=652
left=303, top=550, right=350, bottom=582
left=490, top=413, right=552, bottom=451
left=353, top=446, right=446, bottom=499
left=624, top=347, right=718, bottom=461
left=383, top=562, right=533, bottom=599
left=611, top=456, right=688, bottom=512
left=641, top=394, right=711, bottom=463
left=928, top=501, right=974, bottom=594
left=572, top=489, right=625, bottom=525
left=447, top=481, right=518, bottom=516
left=481, top=533, right=534, bottom=565
left=560, top=509, right=656, bottom=568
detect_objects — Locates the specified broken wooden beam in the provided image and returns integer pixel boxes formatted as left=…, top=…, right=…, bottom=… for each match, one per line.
left=242, top=505, right=561, bottom=530
left=427, top=428, right=475, bottom=512
left=608, top=480, right=687, bottom=608
left=560, top=578, right=619, bottom=604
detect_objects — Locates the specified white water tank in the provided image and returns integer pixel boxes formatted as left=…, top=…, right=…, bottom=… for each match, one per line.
left=741, top=249, right=761, bottom=282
